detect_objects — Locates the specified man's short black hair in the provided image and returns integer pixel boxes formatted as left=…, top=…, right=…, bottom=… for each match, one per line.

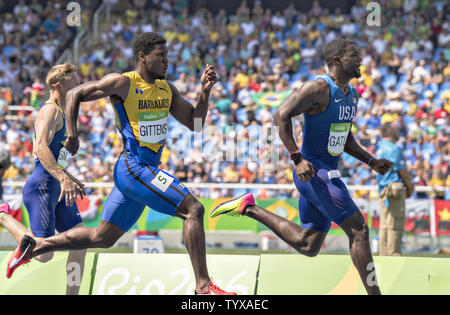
left=324, top=38, right=355, bottom=68
left=132, top=32, right=166, bottom=60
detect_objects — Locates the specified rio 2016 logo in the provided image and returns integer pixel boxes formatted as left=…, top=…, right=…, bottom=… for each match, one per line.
left=67, top=2, right=81, bottom=27
left=96, top=267, right=249, bottom=295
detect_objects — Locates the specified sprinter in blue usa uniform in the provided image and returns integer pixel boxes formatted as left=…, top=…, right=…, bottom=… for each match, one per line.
left=211, top=38, right=393, bottom=295
left=0, top=63, right=86, bottom=294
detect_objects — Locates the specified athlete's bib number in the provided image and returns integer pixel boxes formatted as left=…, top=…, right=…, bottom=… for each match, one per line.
left=57, top=147, right=70, bottom=169
left=328, top=123, right=351, bottom=156
left=151, top=171, right=174, bottom=192
left=138, top=111, right=168, bottom=146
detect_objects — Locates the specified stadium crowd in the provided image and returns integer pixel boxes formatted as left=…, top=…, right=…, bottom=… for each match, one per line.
left=0, top=0, right=449, bottom=200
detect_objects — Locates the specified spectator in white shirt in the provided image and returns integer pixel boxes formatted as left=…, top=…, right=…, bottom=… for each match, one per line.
left=341, top=17, right=357, bottom=36
left=398, top=52, right=416, bottom=74
left=412, top=45, right=431, bottom=61
left=300, top=41, right=316, bottom=63
left=141, top=18, right=153, bottom=33
left=373, top=36, right=387, bottom=55
left=412, top=59, right=431, bottom=82
left=438, top=28, right=450, bottom=47
left=3, top=14, right=15, bottom=33
left=40, top=40, right=56, bottom=65
left=241, top=16, right=256, bottom=36
left=159, top=9, right=174, bottom=29
left=325, top=28, right=336, bottom=43
left=13, top=0, right=29, bottom=18
left=403, top=0, right=418, bottom=13
left=6, top=124, right=19, bottom=145
left=111, top=20, right=123, bottom=34
left=351, top=1, right=366, bottom=22
left=271, top=11, right=286, bottom=30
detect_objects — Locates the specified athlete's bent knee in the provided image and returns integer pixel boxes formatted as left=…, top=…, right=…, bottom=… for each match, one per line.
left=97, top=236, right=117, bottom=248
left=92, top=231, right=118, bottom=248
left=294, top=242, right=321, bottom=257
left=185, top=201, right=205, bottom=221
left=302, top=246, right=321, bottom=257
left=350, top=223, right=370, bottom=243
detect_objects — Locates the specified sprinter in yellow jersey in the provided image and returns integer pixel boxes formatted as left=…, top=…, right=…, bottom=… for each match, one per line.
left=9, top=32, right=235, bottom=295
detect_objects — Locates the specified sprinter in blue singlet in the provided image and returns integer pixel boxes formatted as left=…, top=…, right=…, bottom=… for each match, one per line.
left=210, top=39, right=394, bottom=295
left=0, top=63, right=86, bottom=294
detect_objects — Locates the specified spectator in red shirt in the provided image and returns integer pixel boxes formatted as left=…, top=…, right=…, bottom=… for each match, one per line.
left=249, top=73, right=262, bottom=92
left=239, top=162, right=256, bottom=183
left=433, top=107, right=448, bottom=121
left=416, top=104, right=431, bottom=119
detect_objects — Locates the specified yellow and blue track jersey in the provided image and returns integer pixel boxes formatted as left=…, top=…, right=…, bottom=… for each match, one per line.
left=112, top=71, right=172, bottom=166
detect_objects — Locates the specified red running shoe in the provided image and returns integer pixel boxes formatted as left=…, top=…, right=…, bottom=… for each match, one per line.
left=6, top=234, right=36, bottom=278
left=195, top=280, right=237, bottom=295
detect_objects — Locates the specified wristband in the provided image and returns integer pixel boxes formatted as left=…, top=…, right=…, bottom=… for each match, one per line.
left=289, top=150, right=302, bottom=165
left=367, top=157, right=374, bottom=167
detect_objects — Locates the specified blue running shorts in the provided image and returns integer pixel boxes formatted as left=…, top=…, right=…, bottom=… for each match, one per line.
left=293, top=167, right=359, bottom=232
left=102, top=152, right=190, bottom=231
left=23, top=168, right=82, bottom=238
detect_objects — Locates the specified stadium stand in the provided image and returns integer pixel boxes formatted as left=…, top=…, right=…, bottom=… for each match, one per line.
left=0, top=0, right=448, bottom=201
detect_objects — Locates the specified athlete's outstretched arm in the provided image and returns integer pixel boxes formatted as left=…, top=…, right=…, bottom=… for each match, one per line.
left=273, top=79, right=328, bottom=181
left=344, top=128, right=393, bottom=175
left=273, top=79, right=329, bottom=154
left=344, top=130, right=375, bottom=165
left=34, top=105, right=85, bottom=205
left=64, top=73, right=130, bottom=154
left=34, top=105, right=67, bottom=183
left=169, top=65, right=217, bottom=131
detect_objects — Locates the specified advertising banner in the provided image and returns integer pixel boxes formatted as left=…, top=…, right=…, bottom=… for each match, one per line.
left=1, top=252, right=449, bottom=295
left=0, top=252, right=96, bottom=295
left=91, top=254, right=260, bottom=295
left=368, top=199, right=432, bottom=234
left=434, top=200, right=450, bottom=236
left=257, top=254, right=450, bottom=295
left=3, top=195, right=442, bottom=237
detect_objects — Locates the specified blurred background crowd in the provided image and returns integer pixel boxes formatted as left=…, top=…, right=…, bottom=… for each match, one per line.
left=0, top=0, right=449, bottom=200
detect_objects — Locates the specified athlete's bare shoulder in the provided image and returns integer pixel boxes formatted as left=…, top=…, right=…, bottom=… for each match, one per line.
left=99, top=73, right=130, bottom=101
left=166, top=80, right=189, bottom=107
left=103, top=73, right=130, bottom=103
left=35, top=102, right=64, bottom=139
left=310, top=77, right=330, bottom=93
left=37, top=101, right=63, bottom=124
left=71, top=72, right=130, bottom=104
left=166, top=81, right=180, bottom=97
left=275, top=78, right=330, bottom=119
left=300, top=78, right=330, bottom=115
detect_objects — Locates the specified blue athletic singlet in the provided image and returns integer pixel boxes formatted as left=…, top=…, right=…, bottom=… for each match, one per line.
left=301, top=75, right=358, bottom=170
left=102, top=72, right=190, bottom=231
left=23, top=100, right=82, bottom=237
left=293, top=75, right=359, bottom=232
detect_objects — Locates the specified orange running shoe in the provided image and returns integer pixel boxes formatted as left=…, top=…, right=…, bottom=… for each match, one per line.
left=195, top=280, right=237, bottom=295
